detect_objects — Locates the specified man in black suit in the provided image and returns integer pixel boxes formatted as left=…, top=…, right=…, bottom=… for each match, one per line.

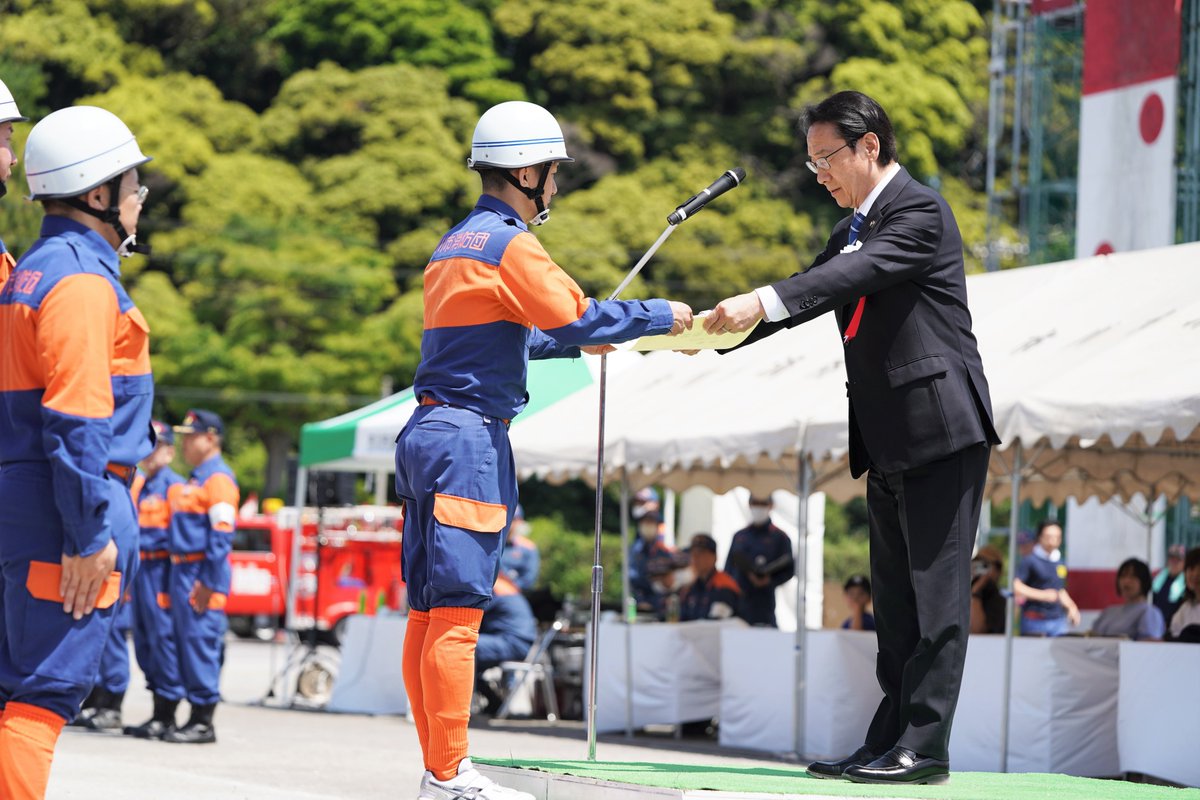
left=705, top=91, right=999, bottom=785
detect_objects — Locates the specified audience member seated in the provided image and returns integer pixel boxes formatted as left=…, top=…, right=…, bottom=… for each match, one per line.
left=840, top=574, right=875, bottom=631
left=1168, top=547, right=1200, bottom=643
left=678, top=534, right=742, bottom=622
left=970, top=544, right=1007, bottom=634
left=1152, top=543, right=1187, bottom=624
left=1014, top=521, right=1080, bottom=636
left=474, top=574, right=538, bottom=714
left=1091, top=558, right=1165, bottom=641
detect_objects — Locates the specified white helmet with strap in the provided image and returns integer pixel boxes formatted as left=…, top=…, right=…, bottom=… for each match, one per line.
left=25, top=106, right=153, bottom=255
left=468, top=101, right=573, bottom=225
left=0, top=78, right=27, bottom=125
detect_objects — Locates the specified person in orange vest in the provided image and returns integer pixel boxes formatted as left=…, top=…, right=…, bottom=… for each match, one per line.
left=164, top=409, right=239, bottom=745
left=0, top=77, right=27, bottom=289
left=0, top=105, right=154, bottom=798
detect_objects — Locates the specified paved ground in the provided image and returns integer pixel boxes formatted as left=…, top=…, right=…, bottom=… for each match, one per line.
left=49, top=638, right=800, bottom=799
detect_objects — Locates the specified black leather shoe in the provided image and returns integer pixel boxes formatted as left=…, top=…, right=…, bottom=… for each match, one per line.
left=843, top=746, right=950, bottom=785
left=806, top=745, right=882, bottom=780
left=124, top=718, right=175, bottom=740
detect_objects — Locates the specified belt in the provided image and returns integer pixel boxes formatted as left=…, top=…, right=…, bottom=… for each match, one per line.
left=106, top=462, right=136, bottom=487
left=171, top=552, right=206, bottom=564
left=419, top=395, right=510, bottom=426
left=140, top=549, right=170, bottom=561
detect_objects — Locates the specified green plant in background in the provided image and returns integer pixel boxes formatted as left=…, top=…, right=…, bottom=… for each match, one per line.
left=526, top=513, right=625, bottom=607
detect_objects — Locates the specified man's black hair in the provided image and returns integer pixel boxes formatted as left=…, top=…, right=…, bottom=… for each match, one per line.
left=800, top=91, right=898, bottom=166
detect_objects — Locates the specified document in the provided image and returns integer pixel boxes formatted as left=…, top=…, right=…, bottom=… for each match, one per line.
left=629, top=312, right=759, bottom=352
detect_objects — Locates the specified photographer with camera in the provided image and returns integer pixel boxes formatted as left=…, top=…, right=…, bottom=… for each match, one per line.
left=969, top=545, right=1007, bottom=635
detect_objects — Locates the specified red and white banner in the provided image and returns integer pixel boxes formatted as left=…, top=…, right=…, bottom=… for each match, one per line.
left=1076, top=0, right=1182, bottom=258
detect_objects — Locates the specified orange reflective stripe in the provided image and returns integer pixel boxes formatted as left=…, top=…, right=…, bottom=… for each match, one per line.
left=37, top=274, right=118, bottom=419
left=156, top=592, right=171, bottom=609
left=433, top=493, right=507, bottom=533
left=25, top=561, right=122, bottom=609
left=496, top=233, right=590, bottom=330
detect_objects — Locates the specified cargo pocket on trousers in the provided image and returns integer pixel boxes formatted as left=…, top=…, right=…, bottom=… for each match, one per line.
left=19, top=561, right=122, bottom=682
left=429, top=493, right=508, bottom=601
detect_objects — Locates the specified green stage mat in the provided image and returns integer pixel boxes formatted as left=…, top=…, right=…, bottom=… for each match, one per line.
left=475, top=759, right=1200, bottom=800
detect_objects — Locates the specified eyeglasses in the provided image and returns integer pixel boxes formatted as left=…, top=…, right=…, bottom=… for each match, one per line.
left=806, top=140, right=855, bottom=174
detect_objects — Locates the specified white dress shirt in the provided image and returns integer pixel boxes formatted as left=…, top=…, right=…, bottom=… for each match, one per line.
left=754, top=162, right=902, bottom=323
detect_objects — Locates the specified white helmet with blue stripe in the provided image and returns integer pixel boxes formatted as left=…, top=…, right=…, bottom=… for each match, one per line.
left=467, top=101, right=573, bottom=170
left=0, top=78, right=27, bottom=125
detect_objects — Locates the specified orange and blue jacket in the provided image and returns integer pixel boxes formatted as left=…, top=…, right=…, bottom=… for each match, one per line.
left=0, top=216, right=154, bottom=557
left=416, top=195, right=674, bottom=420
left=133, top=466, right=184, bottom=552
left=168, top=454, right=239, bottom=594
left=0, top=236, right=15, bottom=290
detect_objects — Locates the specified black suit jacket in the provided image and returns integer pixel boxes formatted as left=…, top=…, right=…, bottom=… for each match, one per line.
left=740, top=167, right=999, bottom=477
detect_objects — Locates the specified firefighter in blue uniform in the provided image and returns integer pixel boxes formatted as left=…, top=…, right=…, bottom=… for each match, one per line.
left=724, top=494, right=795, bottom=627
left=395, top=100, right=691, bottom=800
left=165, top=409, right=239, bottom=744
left=629, top=510, right=681, bottom=617
left=678, top=534, right=742, bottom=622
left=125, top=420, right=187, bottom=739
left=0, top=106, right=154, bottom=797
left=499, top=505, right=540, bottom=592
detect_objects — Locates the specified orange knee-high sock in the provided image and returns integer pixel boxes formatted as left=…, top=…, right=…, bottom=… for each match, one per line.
left=423, top=606, right=483, bottom=781
left=0, top=702, right=67, bottom=800
left=403, top=609, right=432, bottom=769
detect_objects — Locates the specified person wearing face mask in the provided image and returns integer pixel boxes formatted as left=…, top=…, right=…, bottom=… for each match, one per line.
left=0, top=79, right=27, bottom=290
left=0, top=106, right=154, bottom=798
left=499, top=505, right=540, bottom=592
left=724, top=495, right=794, bottom=627
left=628, top=511, right=679, bottom=617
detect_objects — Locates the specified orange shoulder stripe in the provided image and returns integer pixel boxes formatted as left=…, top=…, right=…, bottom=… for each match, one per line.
left=713, top=572, right=742, bottom=594
left=37, top=274, right=118, bottom=419
left=204, top=472, right=240, bottom=507
left=496, top=233, right=589, bottom=331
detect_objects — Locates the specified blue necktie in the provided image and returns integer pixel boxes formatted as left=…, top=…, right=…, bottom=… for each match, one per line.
left=848, top=211, right=865, bottom=244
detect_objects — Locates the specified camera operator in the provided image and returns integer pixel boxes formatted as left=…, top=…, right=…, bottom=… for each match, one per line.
left=969, top=545, right=1007, bottom=634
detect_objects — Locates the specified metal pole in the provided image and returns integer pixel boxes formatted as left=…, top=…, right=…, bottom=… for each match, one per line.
left=1000, top=442, right=1022, bottom=773
left=793, top=454, right=812, bottom=759
left=585, top=221, right=681, bottom=761
left=620, top=473, right=634, bottom=739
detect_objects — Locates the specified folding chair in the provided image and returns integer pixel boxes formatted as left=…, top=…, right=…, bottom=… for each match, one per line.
left=494, top=618, right=564, bottom=721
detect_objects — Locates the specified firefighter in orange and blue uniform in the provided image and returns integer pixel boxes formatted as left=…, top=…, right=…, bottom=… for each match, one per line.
left=0, top=106, right=153, bottom=798
left=165, top=409, right=239, bottom=744
left=124, top=420, right=187, bottom=739
left=0, top=77, right=27, bottom=290
left=395, top=100, right=691, bottom=799
left=678, top=534, right=742, bottom=622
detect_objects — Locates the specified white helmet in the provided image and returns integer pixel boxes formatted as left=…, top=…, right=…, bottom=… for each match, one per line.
left=0, top=78, right=26, bottom=125
left=467, top=101, right=573, bottom=170
left=24, top=106, right=151, bottom=199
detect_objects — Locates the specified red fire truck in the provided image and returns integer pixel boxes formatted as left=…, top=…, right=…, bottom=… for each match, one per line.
left=228, top=506, right=404, bottom=644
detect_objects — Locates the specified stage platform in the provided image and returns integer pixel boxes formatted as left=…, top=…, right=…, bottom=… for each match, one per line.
left=475, top=759, right=1199, bottom=800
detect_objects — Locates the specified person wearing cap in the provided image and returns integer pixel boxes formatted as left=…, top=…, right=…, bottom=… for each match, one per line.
left=678, top=534, right=742, bottom=622
left=629, top=509, right=680, bottom=617
left=841, top=574, right=875, bottom=631
left=1152, top=544, right=1188, bottom=625
left=124, top=420, right=187, bottom=739
left=0, top=77, right=28, bottom=290
left=632, top=487, right=662, bottom=522
left=724, top=494, right=794, bottom=627
left=499, top=504, right=540, bottom=592
left=164, top=409, right=239, bottom=744
left=0, top=106, right=154, bottom=797
left=394, top=100, right=691, bottom=800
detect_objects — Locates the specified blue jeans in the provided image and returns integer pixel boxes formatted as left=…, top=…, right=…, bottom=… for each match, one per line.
left=1021, top=613, right=1068, bottom=637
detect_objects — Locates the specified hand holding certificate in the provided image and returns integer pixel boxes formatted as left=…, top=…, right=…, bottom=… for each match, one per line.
left=630, top=310, right=759, bottom=351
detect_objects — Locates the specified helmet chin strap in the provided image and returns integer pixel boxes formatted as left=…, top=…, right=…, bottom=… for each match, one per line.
left=62, top=174, right=150, bottom=257
left=500, top=163, right=553, bottom=226
left=0, top=179, right=7, bottom=200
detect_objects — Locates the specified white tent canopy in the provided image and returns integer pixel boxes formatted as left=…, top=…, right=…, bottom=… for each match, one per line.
left=510, top=241, right=1200, bottom=504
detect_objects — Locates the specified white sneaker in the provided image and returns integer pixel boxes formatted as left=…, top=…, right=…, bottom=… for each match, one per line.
left=417, top=758, right=534, bottom=800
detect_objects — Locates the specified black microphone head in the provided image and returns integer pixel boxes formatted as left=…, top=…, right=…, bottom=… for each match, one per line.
left=729, top=167, right=746, bottom=184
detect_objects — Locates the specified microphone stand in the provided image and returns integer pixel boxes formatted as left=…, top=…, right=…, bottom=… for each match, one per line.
left=586, top=222, right=677, bottom=762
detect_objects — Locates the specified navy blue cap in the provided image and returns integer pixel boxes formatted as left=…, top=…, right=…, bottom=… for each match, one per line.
left=151, top=419, right=174, bottom=446
left=173, top=408, right=224, bottom=437
left=687, top=533, right=718, bottom=553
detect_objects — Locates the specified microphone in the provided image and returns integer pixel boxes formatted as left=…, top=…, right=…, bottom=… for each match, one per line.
left=667, top=167, right=746, bottom=225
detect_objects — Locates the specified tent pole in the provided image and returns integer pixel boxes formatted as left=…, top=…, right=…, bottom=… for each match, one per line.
left=793, top=454, right=811, bottom=760
left=585, top=353, right=609, bottom=762
left=373, top=470, right=388, bottom=505
left=620, top=472, right=634, bottom=739
left=1001, top=442, right=1022, bottom=773
left=276, top=465, right=308, bottom=706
